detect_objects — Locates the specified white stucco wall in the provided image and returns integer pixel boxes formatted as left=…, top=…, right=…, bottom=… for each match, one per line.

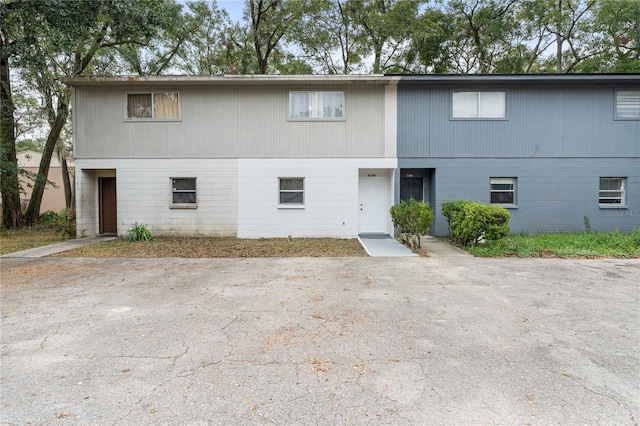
left=75, top=158, right=397, bottom=238
left=75, top=159, right=238, bottom=237
left=237, top=158, right=396, bottom=238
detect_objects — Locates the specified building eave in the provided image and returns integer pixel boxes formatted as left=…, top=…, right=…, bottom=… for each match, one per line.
left=63, top=73, right=640, bottom=87
left=62, top=74, right=397, bottom=87
left=390, top=73, right=640, bottom=85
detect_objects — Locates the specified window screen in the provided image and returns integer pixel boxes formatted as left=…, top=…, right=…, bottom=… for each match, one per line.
left=490, top=177, right=516, bottom=204
left=289, top=91, right=343, bottom=119
left=172, top=178, right=196, bottom=204
left=599, top=177, right=626, bottom=205
left=616, top=91, right=640, bottom=119
left=453, top=91, right=506, bottom=119
left=279, top=178, right=304, bottom=204
left=127, top=92, right=180, bottom=119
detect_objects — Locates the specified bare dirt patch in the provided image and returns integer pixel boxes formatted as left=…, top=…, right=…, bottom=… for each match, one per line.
left=0, top=261, right=77, bottom=288
left=52, top=237, right=367, bottom=258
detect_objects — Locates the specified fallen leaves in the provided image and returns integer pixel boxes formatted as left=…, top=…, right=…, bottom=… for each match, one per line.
left=311, top=358, right=330, bottom=372
left=54, top=237, right=368, bottom=258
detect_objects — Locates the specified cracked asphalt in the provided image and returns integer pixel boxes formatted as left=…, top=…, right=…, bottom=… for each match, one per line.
left=1, top=255, right=638, bottom=425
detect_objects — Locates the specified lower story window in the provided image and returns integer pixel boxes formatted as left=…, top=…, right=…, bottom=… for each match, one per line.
left=599, top=177, right=626, bottom=206
left=490, top=177, right=516, bottom=205
left=279, top=177, right=304, bottom=206
left=171, top=177, right=196, bottom=207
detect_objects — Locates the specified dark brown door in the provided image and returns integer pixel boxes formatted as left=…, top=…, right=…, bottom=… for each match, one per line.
left=99, top=177, right=117, bottom=234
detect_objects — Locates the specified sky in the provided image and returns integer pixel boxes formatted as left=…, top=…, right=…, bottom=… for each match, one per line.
left=218, top=0, right=245, bottom=22
left=175, top=0, right=245, bottom=23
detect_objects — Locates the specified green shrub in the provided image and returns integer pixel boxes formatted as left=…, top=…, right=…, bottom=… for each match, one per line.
left=39, top=208, right=76, bottom=237
left=127, top=223, right=152, bottom=242
left=39, top=210, right=58, bottom=225
left=390, top=199, right=434, bottom=249
left=450, top=202, right=511, bottom=246
left=632, top=228, right=640, bottom=247
left=441, top=200, right=471, bottom=236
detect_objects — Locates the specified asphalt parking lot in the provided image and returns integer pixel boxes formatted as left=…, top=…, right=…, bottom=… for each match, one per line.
left=1, top=254, right=639, bottom=425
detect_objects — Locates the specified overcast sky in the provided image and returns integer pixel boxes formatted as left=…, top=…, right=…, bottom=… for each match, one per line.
left=218, top=0, right=244, bottom=22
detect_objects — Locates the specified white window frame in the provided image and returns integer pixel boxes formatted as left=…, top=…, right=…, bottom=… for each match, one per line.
left=615, top=90, right=640, bottom=120
left=490, top=177, right=517, bottom=207
left=278, top=177, right=304, bottom=208
left=126, top=92, right=181, bottom=121
left=599, top=177, right=626, bottom=207
left=288, top=91, right=344, bottom=120
left=170, top=177, right=197, bottom=209
left=452, top=91, right=506, bottom=119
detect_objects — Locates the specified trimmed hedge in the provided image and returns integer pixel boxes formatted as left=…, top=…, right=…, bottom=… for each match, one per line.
left=390, top=199, right=434, bottom=249
left=442, top=200, right=511, bottom=246
left=441, top=199, right=471, bottom=236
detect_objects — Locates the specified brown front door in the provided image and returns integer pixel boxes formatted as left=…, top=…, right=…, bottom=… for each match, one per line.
left=99, top=177, right=117, bottom=234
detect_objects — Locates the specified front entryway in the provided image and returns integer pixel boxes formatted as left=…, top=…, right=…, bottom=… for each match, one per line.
left=358, top=177, right=386, bottom=234
left=400, top=168, right=432, bottom=203
left=400, top=178, right=424, bottom=202
left=99, top=177, right=117, bottom=235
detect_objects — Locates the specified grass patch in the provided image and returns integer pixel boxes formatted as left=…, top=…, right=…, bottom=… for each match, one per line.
left=53, top=236, right=367, bottom=258
left=0, top=227, right=70, bottom=256
left=466, top=230, right=640, bottom=258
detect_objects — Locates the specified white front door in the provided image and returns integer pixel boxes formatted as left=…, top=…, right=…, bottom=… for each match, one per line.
left=359, top=177, right=386, bottom=234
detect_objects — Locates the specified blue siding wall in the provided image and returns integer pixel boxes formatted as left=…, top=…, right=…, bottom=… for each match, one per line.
left=398, top=84, right=639, bottom=158
left=397, top=80, right=639, bottom=235
left=397, top=158, right=639, bottom=236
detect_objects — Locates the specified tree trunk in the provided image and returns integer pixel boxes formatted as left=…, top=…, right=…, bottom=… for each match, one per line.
left=69, top=171, right=75, bottom=213
left=24, top=97, right=69, bottom=224
left=0, top=39, right=22, bottom=229
left=372, top=43, right=382, bottom=74
left=256, top=50, right=268, bottom=74
left=556, top=0, right=563, bottom=72
left=250, top=0, right=267, bottom=74
left=61, top=155, right=72, bottom=209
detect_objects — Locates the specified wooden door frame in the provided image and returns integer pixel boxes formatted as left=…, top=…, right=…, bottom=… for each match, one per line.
left=99, top=177, right=117, bottom=235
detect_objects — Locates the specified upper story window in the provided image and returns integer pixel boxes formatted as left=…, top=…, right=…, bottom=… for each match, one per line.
left=490, top=177, right=516, bottom=206
left=127, top=92, right=180, bottom=120
left=615, top=90, right=640, bottom=119
left=452, top=91, right=506, bottom=119
left=599, top=177, right=626, bottom=206
left=289, top=91, right=343, bottom=120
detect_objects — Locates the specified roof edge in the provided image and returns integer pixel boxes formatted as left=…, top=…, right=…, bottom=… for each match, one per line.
left=62, top=74, right=391, bottom=87
left=62, top=73, right=639, bottom=87
left=389, top=73, right=640, bottom=84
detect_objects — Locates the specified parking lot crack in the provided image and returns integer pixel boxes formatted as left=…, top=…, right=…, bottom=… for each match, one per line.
left=563, top=373, right=637, bottom=425
left=105, top=346, right=189, bottom=364
left=39, top=324, right=62, bottom=351
left=176, top=353, right=230, bottom=377
left=110, top=380, right=166, bottom=426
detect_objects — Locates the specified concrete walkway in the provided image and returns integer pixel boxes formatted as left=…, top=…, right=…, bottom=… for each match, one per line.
left=358, top=234, right=418, bottom=257
left=419, top=235, right=471, bottom=257
left=358, top=234, right=470, bottom=258
left=0, top=236, right=116, bottom=258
